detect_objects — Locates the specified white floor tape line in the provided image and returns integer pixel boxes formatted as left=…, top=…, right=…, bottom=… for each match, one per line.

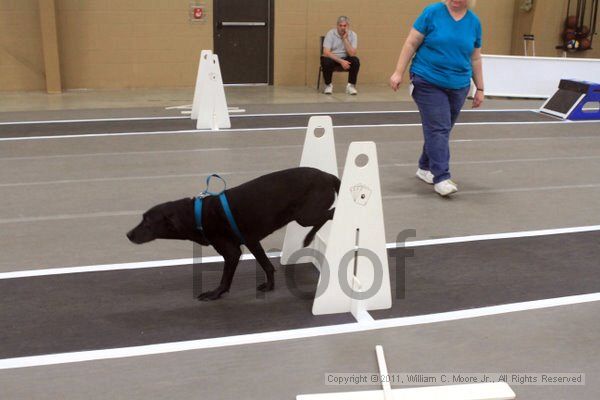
left=0, top=109, right=538, bottom=126
left=1, top=225, right=599, bottom=280
left=0, top=116, right=189, bottom=125
left=2, top=119, right=599, bottom=142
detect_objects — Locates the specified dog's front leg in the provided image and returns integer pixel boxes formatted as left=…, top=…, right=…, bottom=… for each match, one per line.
left=197, top=242, right=242, bottom=301
left=245, top=240, right=275, bottom=292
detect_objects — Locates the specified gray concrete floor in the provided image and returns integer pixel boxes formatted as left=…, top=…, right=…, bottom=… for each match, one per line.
left=1, top=86, right=599, bottom=399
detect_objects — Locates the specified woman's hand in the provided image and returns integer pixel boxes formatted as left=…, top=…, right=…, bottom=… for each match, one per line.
left=389, top=71, right=403, bottom=91
left=472, top=90, right=484, bottom=108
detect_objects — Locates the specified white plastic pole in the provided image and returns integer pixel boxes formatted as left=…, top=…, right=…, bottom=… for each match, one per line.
left=375, top=346, right=393, bottom=400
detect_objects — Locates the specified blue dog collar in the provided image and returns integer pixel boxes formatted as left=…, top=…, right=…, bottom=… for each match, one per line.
left=194, top=174, right=244, bottom=244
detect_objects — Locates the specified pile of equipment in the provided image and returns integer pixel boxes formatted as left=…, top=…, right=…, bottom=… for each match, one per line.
left=561, top=0, right=598, bottom=51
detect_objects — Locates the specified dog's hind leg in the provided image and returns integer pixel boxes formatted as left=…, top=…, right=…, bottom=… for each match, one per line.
left=198, top=241, right=242, bottom=301
left=245, top=241, right=275, bottom=292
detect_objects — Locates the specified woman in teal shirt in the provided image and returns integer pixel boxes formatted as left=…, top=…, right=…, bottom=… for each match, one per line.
left=390, top=0, right=484, bottom=196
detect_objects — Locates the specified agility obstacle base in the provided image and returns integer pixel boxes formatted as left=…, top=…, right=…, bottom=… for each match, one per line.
left=280, top=116, right=391, bottom=320
left=540, top=79, right=600, bottom=120
left=190, top=50, right=230, bottom=130
left=298, top=346, right=516, bottom=400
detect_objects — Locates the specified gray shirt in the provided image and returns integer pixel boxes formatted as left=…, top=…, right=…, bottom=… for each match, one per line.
left=323, top=28, right=358, bottom=58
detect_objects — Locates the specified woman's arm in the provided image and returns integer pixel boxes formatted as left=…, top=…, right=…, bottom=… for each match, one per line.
left=389, top=28, right=424, bottom=91
left=471, top=47, right=484, bottom=108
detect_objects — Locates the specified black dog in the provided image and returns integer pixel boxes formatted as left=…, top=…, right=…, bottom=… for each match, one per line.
left=127, top=167, right=340, bottom=300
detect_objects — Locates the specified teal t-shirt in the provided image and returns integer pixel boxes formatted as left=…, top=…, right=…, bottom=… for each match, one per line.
left=410, top=2, right=482, bottom=89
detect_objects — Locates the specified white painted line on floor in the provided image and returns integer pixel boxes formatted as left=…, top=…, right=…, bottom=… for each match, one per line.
left=0, top=173, right=232, bottom=188
left=0, top=210, right=143, bottom=224
left=385, top=183, right=600, bottom=200
left=395, top=154, right=600, bottom=167
left=232, top=109, right=539, bottom=118
left=0, top=251, right=281, bottom=280
left=0, top=128, right=204, bottom=142
left=165, top=104, right=192, bottom=110
left=2, top=119, right=598, bottom=142
left=0, top=144, right=302, bottom=161
left=1, top=292, right=598, bottom=370
left=2, top=225, right=598, bottom=280
left=0, top=109, right=538, bottom=125
left=387, top=225, right=600, bottom=248
left=0, top=116, right=188, bottom=125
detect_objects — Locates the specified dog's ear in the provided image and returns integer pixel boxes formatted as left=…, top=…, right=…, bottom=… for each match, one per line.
left=165, top=212, right=183, bottom=231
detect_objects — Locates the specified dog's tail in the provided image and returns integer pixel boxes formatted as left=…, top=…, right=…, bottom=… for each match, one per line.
left=302, top=173, right=341, bottom=247
left=331, top=173, right=341, bottom=194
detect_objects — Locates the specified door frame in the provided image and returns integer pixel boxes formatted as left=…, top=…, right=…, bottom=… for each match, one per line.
left=212, top=0, right=274, bottom=85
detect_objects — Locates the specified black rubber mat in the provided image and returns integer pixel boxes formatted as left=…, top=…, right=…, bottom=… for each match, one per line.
left=372, top=230, right=600, bottom=319
left=0, top=262, right=353, bottom=359
left=1, top=231, right=598, bottom=358
left=0, top=110, right=555, bottom=138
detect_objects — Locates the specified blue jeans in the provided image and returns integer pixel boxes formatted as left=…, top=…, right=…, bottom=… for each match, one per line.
left=411, top=73, right=470, bottom=183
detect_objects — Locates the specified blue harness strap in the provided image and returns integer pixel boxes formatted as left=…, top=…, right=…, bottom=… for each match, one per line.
left=218, top=193, right=244, bottom=244
left=193, top=174, right=245, bottom=244
left=194, top=196, right=204, bottom=231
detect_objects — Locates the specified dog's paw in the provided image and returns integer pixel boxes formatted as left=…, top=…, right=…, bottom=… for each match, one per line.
left=257, top=282, right=274, bottom=292
left=197, top=289, right=225, bottom=301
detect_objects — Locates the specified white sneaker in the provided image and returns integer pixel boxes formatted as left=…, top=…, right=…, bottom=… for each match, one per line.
left=416, top=168, right=434, bottom=184
left=434, top=179, right=458, bottom=196
left=323, top=84, right=333, bottom=94
left=346, top=84, right=357, bottom=95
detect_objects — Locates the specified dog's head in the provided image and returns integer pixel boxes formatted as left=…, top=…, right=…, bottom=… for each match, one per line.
left=127, top=201, right=187, bottom=244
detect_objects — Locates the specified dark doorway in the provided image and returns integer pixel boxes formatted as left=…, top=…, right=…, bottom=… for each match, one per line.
left=213, top=0, right=274, bottom=84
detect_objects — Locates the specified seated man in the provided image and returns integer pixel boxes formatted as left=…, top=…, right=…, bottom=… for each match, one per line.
left=321, top=16, right=360, bottom=95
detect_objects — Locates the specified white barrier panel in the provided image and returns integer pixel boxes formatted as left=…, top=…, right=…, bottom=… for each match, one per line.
left=191, top=50, right=231, bottom=130
left=280, top=116, right=338, bottom=265
left=482, top=54, right=600, bottom=99
left=312, top=141, right=391, bottom=317
left=298, top=346, right=516, bottom=400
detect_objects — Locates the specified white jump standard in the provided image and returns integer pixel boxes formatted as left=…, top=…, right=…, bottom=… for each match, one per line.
left=281, top=116, right=392, bottom=320
left=190, top=50, right=231, bottom=130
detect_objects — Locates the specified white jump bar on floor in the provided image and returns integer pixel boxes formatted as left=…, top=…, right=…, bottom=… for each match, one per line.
left=297, top=382, right=515, bottom=400
left=2, top=119, right=599, bottom=143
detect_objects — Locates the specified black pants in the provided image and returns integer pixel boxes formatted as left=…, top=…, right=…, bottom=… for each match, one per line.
left=320, top=56, right=360, bottom=85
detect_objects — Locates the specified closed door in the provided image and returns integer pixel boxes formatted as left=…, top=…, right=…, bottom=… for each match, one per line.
left=213, top=0, right=273, bottom=84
